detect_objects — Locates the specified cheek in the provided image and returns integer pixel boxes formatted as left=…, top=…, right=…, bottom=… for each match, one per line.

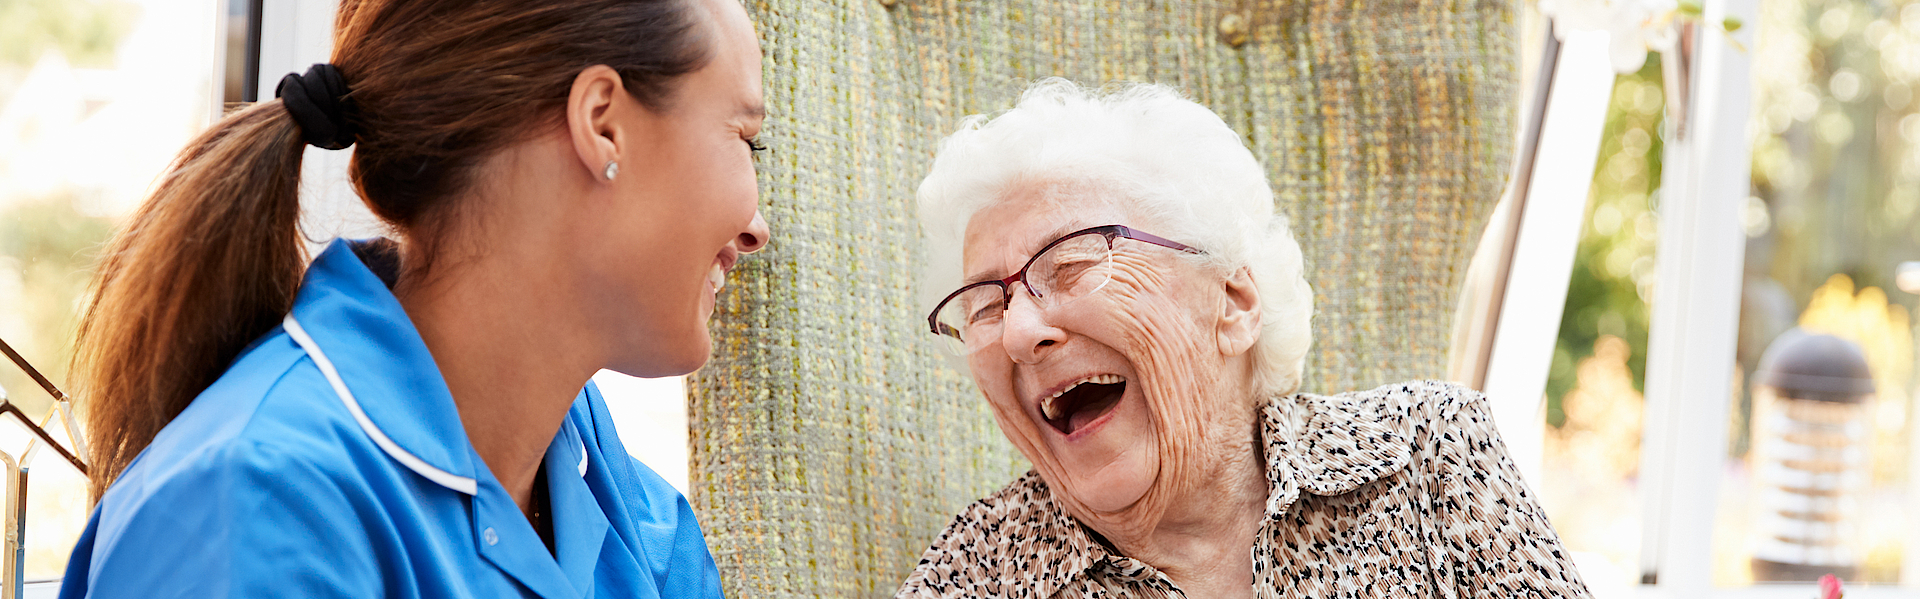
left=607, top=140, right=747, bottom=305
left=1087, top=272, right=1220, bottom=437
left=1094, top=291, right=1195, bottom=359
left=702, top=146, right=761, bottom=233
left=969, top=357, right=1049, bottom=450
left=635, top=145, right=758, bottom=270
left=968, top=359, right=1021, bottom=421
left=644, top=119, right=756, bottom=209
left=1096, top=259, right=1216, bottom=356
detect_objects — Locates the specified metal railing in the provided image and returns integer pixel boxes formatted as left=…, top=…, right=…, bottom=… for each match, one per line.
left=0, top=338, right=89, bottom=599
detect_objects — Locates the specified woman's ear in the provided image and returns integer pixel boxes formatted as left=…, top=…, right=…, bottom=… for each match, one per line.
left=1217, top=266, right=1261, bottom=356
left=565, top=65, right=627, bottom=182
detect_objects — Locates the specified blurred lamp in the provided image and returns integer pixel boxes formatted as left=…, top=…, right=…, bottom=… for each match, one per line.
left=1749, top=329, right=1875, bottom=582
left=1896, top=261, right=1920, bottom=294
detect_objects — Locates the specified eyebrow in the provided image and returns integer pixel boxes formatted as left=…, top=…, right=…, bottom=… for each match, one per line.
left=740, top=103, right=766, bottom=119
left=959, top=221, right=1093, bottom=286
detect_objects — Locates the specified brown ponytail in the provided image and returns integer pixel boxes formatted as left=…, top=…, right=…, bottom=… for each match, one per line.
left=73, top=104, right=307, bottom=500
left=73, top=0, right=710, bottom=501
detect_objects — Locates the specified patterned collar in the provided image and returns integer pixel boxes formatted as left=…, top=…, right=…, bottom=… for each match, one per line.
left=1019, top=391, right=1418, bottom=597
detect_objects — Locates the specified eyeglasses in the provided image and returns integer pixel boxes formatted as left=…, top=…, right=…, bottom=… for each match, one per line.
left=927, top=224, right=1202, bottom=355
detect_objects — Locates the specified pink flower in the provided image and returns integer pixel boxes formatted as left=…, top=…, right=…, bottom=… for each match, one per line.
left=1819, top=574, right=1844, bottom=599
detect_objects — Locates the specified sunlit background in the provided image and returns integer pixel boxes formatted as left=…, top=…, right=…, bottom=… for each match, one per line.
left=0, top=0, right=691, bottom=580
left=2, top=0, right=1918, bottom=592
left=1537, top=0, right=1920, bottom=590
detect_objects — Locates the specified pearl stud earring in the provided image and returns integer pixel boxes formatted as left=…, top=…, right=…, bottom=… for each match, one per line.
left=604, top=160, right=620, bottom=181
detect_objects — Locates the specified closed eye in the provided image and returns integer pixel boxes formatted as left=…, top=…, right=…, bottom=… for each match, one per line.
left=968, top=300, right=1005, bottom=325
left=1047, top=260, right=1098, bottom=286
left=746, top=138, right=768, bottom=152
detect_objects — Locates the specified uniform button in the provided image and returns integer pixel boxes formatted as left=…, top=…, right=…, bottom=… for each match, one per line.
left=483, top=527, right=499, bottom=546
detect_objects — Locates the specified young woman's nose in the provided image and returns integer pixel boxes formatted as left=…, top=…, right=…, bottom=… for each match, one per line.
left=736, top=211, right=771, bottom=254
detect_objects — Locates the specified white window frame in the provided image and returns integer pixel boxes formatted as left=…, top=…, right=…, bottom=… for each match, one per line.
left=1481, top=0, right=1920, bottom=594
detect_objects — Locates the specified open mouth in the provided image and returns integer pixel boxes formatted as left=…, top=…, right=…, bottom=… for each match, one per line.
left=709, top=248, right=741, bottom=292
left=1040, top=375, right=1127, bottom=436
left=707, top=262, right=728, bottom=292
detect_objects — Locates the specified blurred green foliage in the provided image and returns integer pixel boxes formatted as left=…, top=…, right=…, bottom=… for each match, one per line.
left=0, top=197, right=114, bottom=416
left=1546, top=59, right=1665, bottom=428
left=1744, top=0, right=1920, bottom=582
left=0, top=0, right=133, bottom=420
left=0, top=0, right=138, bottom=70
left=0, top=0, right=138, bottom=579
left=1546, top=0, right=1920, bottom=582
left=1746, top=0, right=1920, bottom=306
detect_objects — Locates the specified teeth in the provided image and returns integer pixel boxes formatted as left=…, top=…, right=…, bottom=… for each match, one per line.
left=1040, top=374, right=1126, bottom=421
left=708, top=263, right=727, bottom=292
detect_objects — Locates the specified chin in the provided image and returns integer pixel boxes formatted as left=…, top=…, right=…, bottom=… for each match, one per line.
left=610, top=328, right=712, bottom=378
left=1059, top=457, right=1157, bottom=514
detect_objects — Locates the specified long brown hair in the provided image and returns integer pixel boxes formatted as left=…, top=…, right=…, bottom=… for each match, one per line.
left=72, top=0, right=710, bottom=500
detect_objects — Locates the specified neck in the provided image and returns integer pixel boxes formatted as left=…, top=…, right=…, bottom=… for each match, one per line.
left=1111, top=428, right=1267, bottom=597
left=394, top=191, right=603, bottom=519
left=398, top=257, right=597, bottom=517
left=1090, top=378, right=1270, bottom=598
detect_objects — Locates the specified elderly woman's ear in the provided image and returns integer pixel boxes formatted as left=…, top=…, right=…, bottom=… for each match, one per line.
left=1215, top=266, right=1262, bottom=356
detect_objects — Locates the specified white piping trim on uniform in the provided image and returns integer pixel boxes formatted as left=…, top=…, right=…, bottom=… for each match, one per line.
left=283, top=315, right=479, bottom=496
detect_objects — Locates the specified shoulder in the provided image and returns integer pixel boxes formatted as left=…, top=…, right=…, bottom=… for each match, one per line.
left=1279, top=380, right=1493, bottom=494
left=79, top=332, right=451, bottom=595
left=96, top=329, right=396, bottom=548
left=1321, top=380, right=1525, bottom=491
left=897, top=472, right=1089, bottom=598
left=1315, top=378, right=1482, bottom=417
left=1368, top=380, right=1500, bottom=451
left=1312, top=380, right=1491, bottom=442
left=84, top=429, right=384, bottom=595
left=124, top=331, right=373, bottom=490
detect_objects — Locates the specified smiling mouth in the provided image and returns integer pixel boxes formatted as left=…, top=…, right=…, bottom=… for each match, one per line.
left=709, top=248, right=741, bottom=292
left=707, top=262, right=728, bottom=292
left=1040, top=375, right=1127, bottom=435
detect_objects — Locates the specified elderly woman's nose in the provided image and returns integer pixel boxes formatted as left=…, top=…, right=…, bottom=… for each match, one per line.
left=999, top=292, right=1065, bottom=363
left=735, top=211, right=771, bottom=254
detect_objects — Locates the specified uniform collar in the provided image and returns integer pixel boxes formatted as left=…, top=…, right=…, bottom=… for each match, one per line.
left=289, top=240, right=614, bottom=598
left=1017, top=390, right=1414, bottom=596
left=470, top=396, right=611, bottom=599
left=544, top=417, right=609, bottom=592
left=283, top=239, right=479, bottom=493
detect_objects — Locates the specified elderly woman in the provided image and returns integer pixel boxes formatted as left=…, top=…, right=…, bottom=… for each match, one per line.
left=898, top=80, right=1592, bottom=599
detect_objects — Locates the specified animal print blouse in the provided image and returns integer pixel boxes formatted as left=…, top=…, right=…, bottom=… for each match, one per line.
left=896, top=380, right=1593, bottom=598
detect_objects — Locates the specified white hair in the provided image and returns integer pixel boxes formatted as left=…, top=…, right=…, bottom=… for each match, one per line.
left=917, top=78, right=1314, bottom=397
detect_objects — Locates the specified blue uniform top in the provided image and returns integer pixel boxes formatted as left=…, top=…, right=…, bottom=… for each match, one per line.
left=59, top=240, right=725, bottom=599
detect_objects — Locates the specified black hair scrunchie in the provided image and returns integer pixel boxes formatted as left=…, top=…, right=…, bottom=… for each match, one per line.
left=275, top=63, right=358, bottom=150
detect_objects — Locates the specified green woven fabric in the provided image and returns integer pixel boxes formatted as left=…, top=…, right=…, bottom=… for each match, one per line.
left=688, top=1, right=1517, bottom=596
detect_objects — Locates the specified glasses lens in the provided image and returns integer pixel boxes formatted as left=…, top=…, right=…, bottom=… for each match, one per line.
left=1027, top=233, right=1113, bottom=306
left=933, top=284, right=1008, bottom=355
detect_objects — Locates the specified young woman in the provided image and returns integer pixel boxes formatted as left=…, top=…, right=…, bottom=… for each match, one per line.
left=60, top=0, right=769, bottom=596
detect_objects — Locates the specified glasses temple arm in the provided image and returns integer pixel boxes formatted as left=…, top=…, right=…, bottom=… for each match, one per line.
left=1116, top=226, right=1204, bottom=254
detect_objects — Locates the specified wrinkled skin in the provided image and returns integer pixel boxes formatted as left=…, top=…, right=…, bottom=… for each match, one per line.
left=961, top=178, right=1270, bottom=597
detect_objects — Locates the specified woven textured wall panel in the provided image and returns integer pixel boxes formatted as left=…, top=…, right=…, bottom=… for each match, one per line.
left=688, top=0, right=1516, bottom=597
